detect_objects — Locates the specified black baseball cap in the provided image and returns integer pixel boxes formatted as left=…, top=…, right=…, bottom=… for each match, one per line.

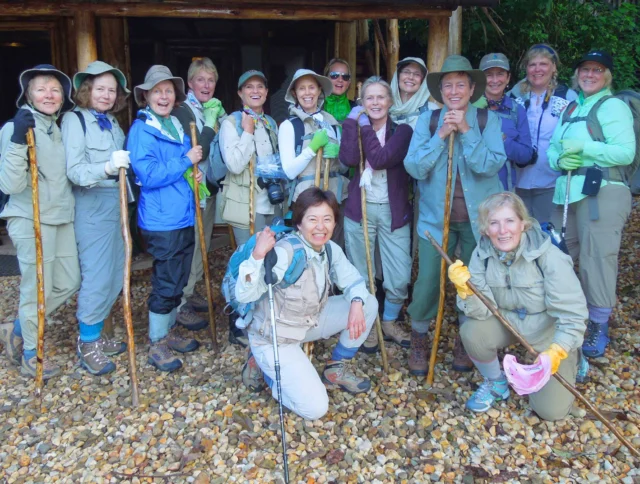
left=576, top=50, right=613, bottom=72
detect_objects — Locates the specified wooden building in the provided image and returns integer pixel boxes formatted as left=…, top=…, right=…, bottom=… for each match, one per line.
left=0, top=0, right=497, bottom=125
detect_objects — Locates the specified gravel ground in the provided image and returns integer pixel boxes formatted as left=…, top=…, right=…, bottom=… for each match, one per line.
left=0, top=201, right=639, bottom=484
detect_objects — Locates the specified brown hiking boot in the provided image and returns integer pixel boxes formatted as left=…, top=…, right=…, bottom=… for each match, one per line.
left=409, top=330, right=429, bottom=376
left=452, top=335, right=473, bottom=372
left=381, top=320, right=411, bottom=348
left=360, top=327, right=379, bottom=354
left=187, top=292, right=209, bottom=312
left=176, top=305, right=208, bottom=331
left=322, top=360, right=371, bottom=394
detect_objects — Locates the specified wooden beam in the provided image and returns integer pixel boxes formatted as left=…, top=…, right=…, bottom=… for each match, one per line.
left=0, top=2, right=453, bottom=20
left=357, top=19, right=369, bottom=46
left=75, top=11, right=97, bottom=71
left=99, top=17, right=132, bottom=128
left=386, top=19, right=399, bottom=83
left=427, top=16, right=449, bottom=77
left=448, top=6, right=462, bottom=55
left=337, top=21, right=357, bottom=100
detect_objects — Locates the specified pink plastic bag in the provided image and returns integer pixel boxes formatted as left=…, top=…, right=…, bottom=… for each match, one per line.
left=503, top=353, right=552, bottom=396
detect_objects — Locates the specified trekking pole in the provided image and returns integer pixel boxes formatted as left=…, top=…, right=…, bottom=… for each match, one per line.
left=424, top=229, right=640, bottom=460
left=118, top=167, right=140, bottom=407
left=189, top=122, right=219, bottom=352
left=426, top=132, right=455, bottom=385
left=249, top=154, right=256, bottom=236
left=264, top=248, right=290, bottom=483
left=559, top=170, right=571, bottom=255
left=357, top=111, right=389, bottom=374
left=26, top=128, right=46, bottom=399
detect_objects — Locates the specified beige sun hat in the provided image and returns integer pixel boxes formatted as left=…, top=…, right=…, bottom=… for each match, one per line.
left=284, top=69, right=333, bottom=105
left=134, top=65, right=186, bottom=106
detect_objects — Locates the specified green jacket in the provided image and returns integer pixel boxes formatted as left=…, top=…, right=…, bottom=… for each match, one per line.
left=547, top=88, right=635, bottom=205
left=0, top=107, right=74, bottom=225
left=458, top=223, right=587, bottom=353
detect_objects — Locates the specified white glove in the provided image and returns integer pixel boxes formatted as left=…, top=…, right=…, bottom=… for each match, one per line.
left=105, top=150, right=131, bottom=176
left=359, top=164, right=373, bottom=192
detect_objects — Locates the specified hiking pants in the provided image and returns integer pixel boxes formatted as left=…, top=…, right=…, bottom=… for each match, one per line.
left=249, top=293, right=378, bottom=420
left=74, top=187, right=124, bottom=325
left=515, top=187, right=555, bottom=225
left=142, top=227, right=195, bottom=314
left=7, top=217, right=81, bottom=351
left=461, top=315, right=578, bottom=421
left=231, top=210, right=281, bottom=247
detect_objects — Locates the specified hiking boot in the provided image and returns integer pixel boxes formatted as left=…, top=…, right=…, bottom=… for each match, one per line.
left=409, top=330, right=429, bottom=376
left=148, top=339, right=182, bottom=372
left=242, top=351, right=266, bottom=392
left=466, top=375, right=510, bottom=413
left=21, top=355, right=61, bottom=380
left=452, top=335, right=474, bottom=372
left=582, top=321, right=609, bottom=358
left=166, top=330, right=200, bottom=354
left=176, top=305, right=208, bottom=331
left=576, top=351, right=590, bottom=384
left=360, top=328, right=379, bottom=354
left=229, top=313, right=248, bottom=348
left=187, top=292, right=209, bottom=312
left=100, top=334, right=127, bottom=356
left=322, top=360, right=371, bottom=394
left=0, top=321, right=23, bottom=365
left=381, top=320, right=411, bottom=348
left=78, top=338, right=116, bottom=376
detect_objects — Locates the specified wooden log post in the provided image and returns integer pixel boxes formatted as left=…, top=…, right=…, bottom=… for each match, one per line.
left=448, top=7, right=462, bottom=55
left=75, top=11, right=97, bottom=71
left=337, top=21, right=357, bottom=100
left=427, top=16, right=450, bottom=104
left=99, top=17, right=132, bottom=128
left=386, top=19, right=399, bottom=82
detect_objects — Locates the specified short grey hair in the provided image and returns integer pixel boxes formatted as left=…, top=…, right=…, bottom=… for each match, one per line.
left=361, top=76, right=393, bottom=100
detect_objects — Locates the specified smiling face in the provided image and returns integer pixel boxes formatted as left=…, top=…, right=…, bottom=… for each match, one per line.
left=486, top=205, right=526, bottom=253
left=238, top=76, right=268, bottom=112
left=297, top=202, right=336, bottom=251
left=484, top=67, right=510, bottom=101
left=188, top=68, right=216, bottom=104
left=526, top=55, right=556, bottom=92
left=440, top=72, right=474, bottom=111
left=398, top=62, right=424, bottom=99
left=293, top=75, right=321, bottom=112
left=363, top=83, right=391, bottom=124
left=89, top=73, right=118, bottom=113
left=27, top=76, right=63, bottom=115
left=578, top=61, right=607, bottom=97
left=145, top=80, right=176, bottom=118
left=328, top=62, right=351, bottom=96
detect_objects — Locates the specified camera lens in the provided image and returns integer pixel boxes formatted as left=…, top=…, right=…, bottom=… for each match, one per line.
left=267, top=182, right=284, bottom=205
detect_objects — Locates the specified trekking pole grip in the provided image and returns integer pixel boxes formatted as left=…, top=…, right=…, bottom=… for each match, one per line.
left=264, top=248, right=278, bottom=285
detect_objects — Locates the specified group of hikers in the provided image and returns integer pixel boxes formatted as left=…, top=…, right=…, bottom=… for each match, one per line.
left=0, top=42, right=636, bottom=424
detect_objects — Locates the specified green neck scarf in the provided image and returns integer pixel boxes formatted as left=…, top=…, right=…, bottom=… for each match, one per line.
left=148, top=107, right=180, bottom=141
left=324, top=93, right=351, bottom=122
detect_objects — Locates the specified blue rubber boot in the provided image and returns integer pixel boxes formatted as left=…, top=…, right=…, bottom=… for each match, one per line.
left=466, top=374, right=510, bottom=413
left=582, top=321, right=609, bottom=358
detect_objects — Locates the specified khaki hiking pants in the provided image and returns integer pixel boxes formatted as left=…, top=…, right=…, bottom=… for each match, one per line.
left=8, top=217, right=81, bottom=351
left=461, top=315, right=578, bottom=421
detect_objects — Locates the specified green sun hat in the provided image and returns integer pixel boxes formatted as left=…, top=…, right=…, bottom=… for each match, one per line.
left=73, top=60, right=130, bottom=94
left=426, top=55, right=486, bottom=105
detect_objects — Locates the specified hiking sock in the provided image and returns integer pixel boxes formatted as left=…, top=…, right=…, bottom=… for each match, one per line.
left=331, top=341, right=358, bottom=361
left=382, top=299, right=403, bottom=322
left=469, top=356, right=501, bottom=380
left=79, top=321, right=104, bottom=343
left=23, top=348, right=36, bottom=361
left=13, top=319, right=22, bottom=337
left=588, top=305, right=612, bottom=325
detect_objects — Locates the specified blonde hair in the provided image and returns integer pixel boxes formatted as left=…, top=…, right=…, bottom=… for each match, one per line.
left=187, top=57, right=218, bottom=83
left=477, top=192, right=533, bottom=236
left=571, top=67, right=613, bottom=92
left=324, top=58, right=351, bottom=77
left=361, top=76, right=393, bottom=100
left=519, top=44, right=560, bottom=95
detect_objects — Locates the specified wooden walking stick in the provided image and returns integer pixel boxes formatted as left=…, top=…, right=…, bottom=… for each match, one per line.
left=118, top=167, right=140, bottom=407
left=426, top=132, right=455, bottom=385
left=26, top=128, right=46, bottom=398
left=189, top=122, right=219, bottom=352
left=424, top=230, right=640, bottom=460
left=249, top=154, right=256, bottom=236
left=357, top=112, right=389, bottom=374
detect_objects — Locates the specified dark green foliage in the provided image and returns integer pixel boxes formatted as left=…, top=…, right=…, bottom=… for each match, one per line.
left=399, top=0, right=640, bottom=91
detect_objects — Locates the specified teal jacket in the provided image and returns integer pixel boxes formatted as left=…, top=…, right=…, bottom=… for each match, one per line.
left=404, top=105, right=507, bottom=244
left=547, top=88, right=636, bottom=205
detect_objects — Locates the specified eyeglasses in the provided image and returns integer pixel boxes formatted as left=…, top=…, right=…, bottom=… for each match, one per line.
left=400, top=69, right=424, bottom=79
left=329, top=72, right=351, bottom=81
left=579, top=66, right=605, bottom=75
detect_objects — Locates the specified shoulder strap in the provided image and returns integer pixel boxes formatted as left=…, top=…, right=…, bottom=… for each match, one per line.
left=560, top=100, right=578, bottom=126
left=74, top=111, right=87, bottom=135
left=429, top=109, right=441, bottom=137
left=289, top=116, right=305, bottom=156
left=584, top=95, right=611, bottom=143
left=554, top=84, right=569, bottom=100
left=232, top=111, right=243, bottom=136
left=477, top=108, right=488, bottom=134
left=325, top=242, right=332, bottom=271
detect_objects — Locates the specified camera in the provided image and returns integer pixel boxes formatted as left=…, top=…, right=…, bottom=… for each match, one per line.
left=257, top=177, right=284, bottom=205
left=515, top=148, right=538, bottom=168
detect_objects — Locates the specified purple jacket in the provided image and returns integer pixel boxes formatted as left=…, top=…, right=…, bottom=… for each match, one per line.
left=339, top=118, right=413, bottom=231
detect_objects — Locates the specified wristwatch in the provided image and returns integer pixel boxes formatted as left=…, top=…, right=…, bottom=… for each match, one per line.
left=351, top=297, right=364, bottom=305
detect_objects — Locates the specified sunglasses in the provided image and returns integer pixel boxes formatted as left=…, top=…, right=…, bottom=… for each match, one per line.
left=329, top=72, right=352, bottom=81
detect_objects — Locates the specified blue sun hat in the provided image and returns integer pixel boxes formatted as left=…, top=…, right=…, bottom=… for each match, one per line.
left=16, top=64, right=74, bottom=112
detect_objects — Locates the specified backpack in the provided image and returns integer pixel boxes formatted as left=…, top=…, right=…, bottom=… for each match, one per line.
left=221, top=226, right=333, bottom=323
left=428, top=108, right=488, bottom=136
left=560, top=90, right=640, bottom=185
left=210, top=112, right=241, bottom=186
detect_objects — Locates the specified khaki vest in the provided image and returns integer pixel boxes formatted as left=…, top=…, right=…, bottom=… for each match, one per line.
left=249, top=239, right=330, bottom=344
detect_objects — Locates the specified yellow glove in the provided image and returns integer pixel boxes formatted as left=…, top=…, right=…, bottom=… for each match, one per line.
left=539, top=343, right=568, bottom=375
left=447, top=260, right=474, bottom=299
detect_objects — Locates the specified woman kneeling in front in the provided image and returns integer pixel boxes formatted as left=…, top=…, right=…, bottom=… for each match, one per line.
left=236, top=187, right=378, bottom=420
left=449, top=192, right=587, bottom=421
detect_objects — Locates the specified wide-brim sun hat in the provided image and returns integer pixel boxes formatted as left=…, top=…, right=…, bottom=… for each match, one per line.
left=396, top=57, right=428, bottom=77
left=503, top=353, right=552, bottom=396
left=134, top=65, right=186, bottom=106
left=16, top=64, right=75, bottom=112
left=284, top=69, right=333, bottom=105
left=426, top=55, right=486, bottom=105
left=73, top=60, right=131, bottom=94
